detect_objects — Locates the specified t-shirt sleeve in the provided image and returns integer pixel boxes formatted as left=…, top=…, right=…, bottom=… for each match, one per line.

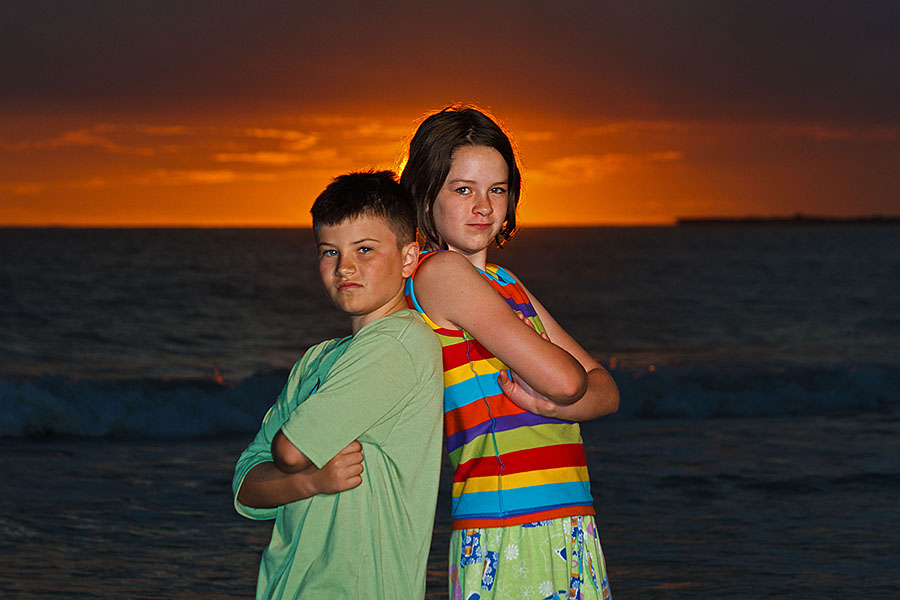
left=280, top=331, right=418, bottom=468
left=232, top=351, right=311, bottom=520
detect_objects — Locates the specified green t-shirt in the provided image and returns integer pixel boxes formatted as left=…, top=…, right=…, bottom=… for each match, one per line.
left=233, top=310, right=443, bottom=600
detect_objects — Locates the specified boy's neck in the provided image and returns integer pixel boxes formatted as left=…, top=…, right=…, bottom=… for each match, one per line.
left=348, top=292, right=408, bottom=334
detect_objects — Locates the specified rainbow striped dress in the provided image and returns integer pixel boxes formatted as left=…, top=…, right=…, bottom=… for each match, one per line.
left=406, top=251, right=595, bottom=530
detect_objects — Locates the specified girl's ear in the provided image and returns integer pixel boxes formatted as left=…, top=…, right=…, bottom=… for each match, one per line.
left=400, top=241, right=420, bottom=278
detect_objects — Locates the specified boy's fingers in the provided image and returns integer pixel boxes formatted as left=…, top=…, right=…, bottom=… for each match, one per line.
left=334, top=441, right=363, bottom=458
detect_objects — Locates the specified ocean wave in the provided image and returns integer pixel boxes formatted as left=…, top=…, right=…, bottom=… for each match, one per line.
left=0, top=373, right=286, bottom=440
left=610, top=363, right=900, bottom=419
left=1, top=364, right=898, bottom=439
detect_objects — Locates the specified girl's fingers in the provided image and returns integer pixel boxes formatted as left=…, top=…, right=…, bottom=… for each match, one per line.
left=516, top=311, right=550, bottom=340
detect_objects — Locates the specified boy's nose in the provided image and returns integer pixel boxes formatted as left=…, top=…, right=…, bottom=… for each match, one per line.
left=336, top=255, right=356, bottom=275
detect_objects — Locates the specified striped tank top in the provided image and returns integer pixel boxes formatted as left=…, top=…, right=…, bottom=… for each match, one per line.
left=405, top=250, right=595, bottom=530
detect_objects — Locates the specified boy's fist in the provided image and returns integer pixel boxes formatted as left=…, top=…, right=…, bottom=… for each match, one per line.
left=313, top=440, right=364, bottom=495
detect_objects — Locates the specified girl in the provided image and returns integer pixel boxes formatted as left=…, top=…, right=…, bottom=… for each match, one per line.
left=402, top=105, right=619, bottom=600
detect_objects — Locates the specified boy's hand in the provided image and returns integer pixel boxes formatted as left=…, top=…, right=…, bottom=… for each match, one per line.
left=498, top=370, right=561, bottom=418
left=308, top=440, right=364, bottom=495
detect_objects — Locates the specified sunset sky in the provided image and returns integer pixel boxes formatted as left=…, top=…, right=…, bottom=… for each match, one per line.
left=1, top=1, right=897, bottom=226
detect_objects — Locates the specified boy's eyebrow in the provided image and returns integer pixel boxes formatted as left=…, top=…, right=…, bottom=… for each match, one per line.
left=316, top=237, right=381, bottom=247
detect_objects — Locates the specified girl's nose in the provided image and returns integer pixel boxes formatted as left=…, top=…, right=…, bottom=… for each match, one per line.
left=472, top=192, right=493, bottom=216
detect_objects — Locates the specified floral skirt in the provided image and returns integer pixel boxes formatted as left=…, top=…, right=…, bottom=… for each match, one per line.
left=448, top=515, right=612, bottom=600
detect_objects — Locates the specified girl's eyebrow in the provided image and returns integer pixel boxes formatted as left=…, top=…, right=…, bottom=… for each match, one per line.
left=447, top=178, right=508, bottom=185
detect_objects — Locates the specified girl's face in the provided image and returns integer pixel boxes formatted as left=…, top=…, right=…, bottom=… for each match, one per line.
left=432, top=145, right=509, bottom=263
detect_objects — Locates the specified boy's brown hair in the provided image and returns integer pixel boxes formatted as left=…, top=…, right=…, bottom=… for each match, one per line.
left=311, top=170, right=416, bottom=247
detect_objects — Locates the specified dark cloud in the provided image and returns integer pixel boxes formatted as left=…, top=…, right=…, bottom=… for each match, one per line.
left=1, top=0, right=898, bottom=124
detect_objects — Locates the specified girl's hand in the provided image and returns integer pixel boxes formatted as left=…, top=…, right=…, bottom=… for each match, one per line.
left=516, top=311, right=550, bottom=341
left=498, top=370, right=561, bottom=418
left=308, top=440, right=364, bottom=495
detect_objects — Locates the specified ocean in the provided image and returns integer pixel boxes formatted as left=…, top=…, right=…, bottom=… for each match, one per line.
left=1, top=225, right=898, bottom=598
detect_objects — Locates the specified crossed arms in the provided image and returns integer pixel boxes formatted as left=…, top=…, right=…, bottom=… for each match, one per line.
left=236, top=437, right=364, bottom=509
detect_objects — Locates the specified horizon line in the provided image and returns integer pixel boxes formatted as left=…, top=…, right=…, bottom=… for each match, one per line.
left=0, top=220, right=678, bottom=229
left=3, top=213, right=897, bottom=229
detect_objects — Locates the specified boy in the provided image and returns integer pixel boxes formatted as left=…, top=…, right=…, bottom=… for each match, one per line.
left=232, top=170, right=443, bottom=599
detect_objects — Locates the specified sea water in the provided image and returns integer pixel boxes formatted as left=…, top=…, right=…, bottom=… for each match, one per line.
left=1, top=226, right=898, bottom=598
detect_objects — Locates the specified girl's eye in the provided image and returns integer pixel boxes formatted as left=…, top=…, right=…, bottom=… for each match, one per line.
left=490, top=187, right=507, bottom=195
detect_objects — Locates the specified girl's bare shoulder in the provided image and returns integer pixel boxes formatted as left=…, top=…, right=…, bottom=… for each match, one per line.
left=416, top=251, right=480, bottom=285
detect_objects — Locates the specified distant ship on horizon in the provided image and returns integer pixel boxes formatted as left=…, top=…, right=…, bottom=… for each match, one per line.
left=676, top=213, right=900, bottom=226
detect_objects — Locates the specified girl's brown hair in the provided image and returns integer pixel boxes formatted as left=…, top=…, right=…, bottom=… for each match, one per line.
left=400, top=105, right=521, bottom=249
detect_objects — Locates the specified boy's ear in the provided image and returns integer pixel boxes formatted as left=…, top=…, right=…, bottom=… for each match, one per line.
left=400, top=241, right=420, bottom=278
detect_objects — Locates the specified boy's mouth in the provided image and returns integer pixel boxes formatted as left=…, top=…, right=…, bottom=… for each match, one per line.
left=337, top=281, right=362, bottom=291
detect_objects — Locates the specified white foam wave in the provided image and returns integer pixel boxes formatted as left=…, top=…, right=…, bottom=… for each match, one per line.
left=0, top=373, right=285, bottom=439
left=1, top=364, right=897, bottom=439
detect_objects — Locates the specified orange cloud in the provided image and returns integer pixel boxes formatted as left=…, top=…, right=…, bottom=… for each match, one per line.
left=0, top=182, right=46, bottom=196
left=530, top=151, right=683, bottom=184
left=517, top=130, right=556, bottom=143
left=772, top=123, right=899, bottom=142
left=1, top=127, right=156, bottom=155
left=575, top=121, right=689, bottom=138
left=214, top=151, right=307, bottom=165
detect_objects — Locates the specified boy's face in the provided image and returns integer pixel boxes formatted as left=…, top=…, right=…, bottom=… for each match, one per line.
left=316, top=214, right=419, bottom=333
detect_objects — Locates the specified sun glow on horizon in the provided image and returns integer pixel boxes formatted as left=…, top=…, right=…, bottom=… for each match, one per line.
left=1, top=109, right=897, bottom=227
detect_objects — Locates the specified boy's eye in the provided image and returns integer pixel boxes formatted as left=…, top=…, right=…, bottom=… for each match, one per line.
left=320, top=249, right=338, bottom=257
left=454, top=186, right=471, bottom=195
left=358, top=246, right=373, bottom=254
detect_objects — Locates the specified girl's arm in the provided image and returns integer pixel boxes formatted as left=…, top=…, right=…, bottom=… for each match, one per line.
left=506, top=274, right=619, bottom=421
left=414, top=251, right=587, bottom=403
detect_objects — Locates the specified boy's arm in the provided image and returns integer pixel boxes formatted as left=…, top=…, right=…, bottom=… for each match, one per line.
left=271, top=430, right=312, bottom=472
left=238, top=441, right=364, bottom=509
left=277, top=330, right=419, bottom=471
left=233, top=351, right=320, bottom=518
